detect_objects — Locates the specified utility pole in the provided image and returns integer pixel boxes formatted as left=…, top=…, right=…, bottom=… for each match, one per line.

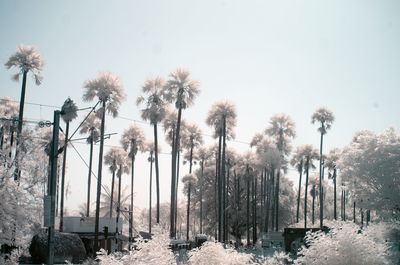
left=47, top=110, right=60, bottom=265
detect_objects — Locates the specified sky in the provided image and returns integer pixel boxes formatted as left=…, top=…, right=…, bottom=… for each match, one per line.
left=0, top=0, right=399, bottom=213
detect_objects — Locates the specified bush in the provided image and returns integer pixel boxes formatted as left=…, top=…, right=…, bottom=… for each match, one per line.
left=295, top=221, right=391, bottom=265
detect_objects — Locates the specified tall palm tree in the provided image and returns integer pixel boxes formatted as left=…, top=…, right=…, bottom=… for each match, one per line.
left=309, top=174, right=319, bottom=224
left=311, top=107, right=334, bottom=229
left=290, top=147, right=304, bottom=223
left=182, top=123, right=203, bottom=174
left=59, top=98, right=78, bottom=231
left=206, top=101, right=237, bottom=242
left=164, top=68, right=200, bottom=238
left=325, top=148, right=340, bottom=220
left=82, top=71, right=125, bottom=250
left=104, top=147, right=126, bottom=218
left=196, top=147, right=211, bottom=234
left=5, top=45, right=43, bottom=143
left=144, top=141, right=155, bottom=234
left=120, top=125, right=145, bottom=247
left=300, top=145, right=319, bottom=229
left=79, top=113, right=101, bottom=217
left=266, top=113, right=295, bottom=232
left=137, top=76, right=167, bottom=223
left=182, top=173, right=197, bottom=241
left=115, top=151, right=130, bottom=243
left=5, top=45, right=43, bottom=180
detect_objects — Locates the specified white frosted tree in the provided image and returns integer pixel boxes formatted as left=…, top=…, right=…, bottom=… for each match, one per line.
left=79, top=113, right=101, bottom=217
left=137, top=76, right=167, bottom=224
left=82, top=71, right=125, bottom=250
left=311, top=107, right=334, bottom=229
left=163, top=68, right=200, bottom=238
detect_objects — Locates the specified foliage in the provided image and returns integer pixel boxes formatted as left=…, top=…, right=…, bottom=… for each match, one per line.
left=60, top=97, right=78, bottom=123
left=120, top=125, right=146, bottom=158
left=5, top=45, right=43, bottom=85
left=339, top=128, right=400, bottom=218
left=136, top=76, right=168, bottom=125
left=82, top=72, right=126, bottom=117
left=164, top=68, right=200, bottom=109
left=79, top=112, right=101, bottom=142
left=206, top=101, right=237, bottom=139
left=188, top=241, right=252, bottom=265
left=311, top=107, right=334, bottom=135
left=295, top=221, right=391, bottom=265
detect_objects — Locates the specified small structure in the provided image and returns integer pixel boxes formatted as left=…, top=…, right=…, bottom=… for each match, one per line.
left=283, top=227, right=329, bottom=254
left=260, top=232, right=284, bottom=249
left=63, top=216, right=124, bottom=255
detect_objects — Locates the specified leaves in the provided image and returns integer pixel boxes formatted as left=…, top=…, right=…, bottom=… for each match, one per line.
left=5, top=45, right=44, bottom=84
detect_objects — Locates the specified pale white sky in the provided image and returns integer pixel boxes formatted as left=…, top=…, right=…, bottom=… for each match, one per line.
left=1, top=0, right=399, bottom=211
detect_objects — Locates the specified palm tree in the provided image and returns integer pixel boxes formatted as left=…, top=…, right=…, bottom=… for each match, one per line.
left=115, top=151, right=130, bottom=243
left=104, top=147, right=126, bottom=218
left=311, top=107, right=334, bottom=229
left=144, top=141, right=155, bottom=234
left=79, top=113, right=101, bottom=217
left=100, top=185, right=130, bottom=221
left=0, top=97, right=19, bottom=153
left=325, top=148, right=340, bottom=220
left=164, top=68, right=200, bottom=238
left=182, top=123, right=203, bottom=174
left=266, top=113, right=295, bottom=231
left=59, top=98, right=78, bottom=231
left=299, top=145, right=319, bottom=229
left=182, top=173, right=197, bottom=241
left=120, top=125, right=145, bottom=247
left=137, top=77, right=167, bottom=223
left=5, top=45, right=43, bottom=144
left=309, top=174, right=319, bottom=224
left=290, top=147, right=304, bottom=223
left=206, top=101, right=237, bottom=242
left=83, top=72, right=125, bottom=250
left=256, top=138, right=282, bottom=232
left=196, top=147, right=211, bottom=234
left=163, top=109, right=188, bottom=236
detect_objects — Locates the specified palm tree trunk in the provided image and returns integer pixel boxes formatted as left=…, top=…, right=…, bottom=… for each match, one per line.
left=59, top=121, right=70, bottom=231
left=217, top=131, right=223, bottom=242
left=252, top=174, right=257, bottom=244
left=110, top=161, right=116, bottom=218
left=174, top=150, right=181, bottom=236
left=13, top=71, right=27, bottom=181
left=86, top=136, right=94, bottom=217
left=221, top=117, right=227, bottom=242
left=94, top=100, right=106, bottom=252
left=16, top=71, right=27, bottom=140
left=343, top=190, right=346, bottom=221
left=199, top=161, right=204, bottom=234
left=265, top=171, right=270, bottom=233
left=271, top=169, right=275, bottom=230
left=275, top=170, right=280, bottom=231
left=9, top=127, right=14, bottom=159
left=333, top=168, right=337, bottom=220
left=296, top=162, right=303, bottom=223
left=0, top=126, right=4, bottom=150
left=246, top=165, right=250, bottom=246
left=170, top=106, right=183, bottom=238
left=129, top=152, right=135, bottom=249
left=319, top=130, right=324, bottom=229
left=116, top=165, right=122, bottom=251
left=304, top=158, right=310, bottom=229
left=312, top=185, right=315, bottom=225
left=353, top=201, right=356, bottom=223
left=186, top=183, right=191, bottom=241
left=153, top=123, right=160, bottom=223
left=149, top=152, right=153, bottom=234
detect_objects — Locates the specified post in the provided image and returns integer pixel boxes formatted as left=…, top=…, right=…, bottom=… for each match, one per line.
left=47, top=110, right=60, bottom=265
